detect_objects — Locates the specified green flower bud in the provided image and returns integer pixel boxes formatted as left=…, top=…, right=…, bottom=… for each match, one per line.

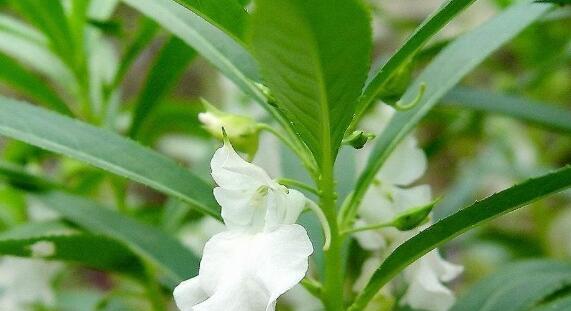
left=342, top=130, right=375, bottom=149
left=198, top=100, right=260, bottom=157
left=392, top=198, right=439, bottom=231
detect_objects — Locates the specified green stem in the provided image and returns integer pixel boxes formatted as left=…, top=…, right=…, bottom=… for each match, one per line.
left=341, top=220, right=393, bottom=235
left=319, top=161, right=345, bottom=311
left=301, top=277, right=323, bottom=299
left=277, top=177, right=319, bottom=195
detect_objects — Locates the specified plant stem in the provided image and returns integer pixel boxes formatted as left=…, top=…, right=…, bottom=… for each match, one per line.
left=277, top=177, right=319, bottom=195
left=342, top=220, right=393, bottom=235
left=319, top=159, right=345, bottom=311
left=301, top=277, right=323, bottom=299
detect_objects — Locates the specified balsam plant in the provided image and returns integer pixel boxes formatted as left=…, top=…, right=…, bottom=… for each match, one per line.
left=0, top=0, right=570, bottom=310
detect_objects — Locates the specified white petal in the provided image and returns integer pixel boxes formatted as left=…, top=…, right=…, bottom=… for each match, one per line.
left=213, top=187, right=258, bottom=228
left=181, top=226, right=312, bottom=311
left=379, top=136, right=427, bottom=186
left=194, top=277, right=269, bottom=311
left=173, top=277, right=209, bottom=311
left=264, top=189, right=306, bottom=230
left=353, top=219, right=387, bottom=251
left=359, top=183, right=396, bottom=223
left=211, top=141, right=271, bottom=190
left=256, top=224, right=313, bottom=302
left=402, top=250, right=462, bottom=311
left=392, top=184, right=432, bottom=214
left=424, top=250, right=463, bottom=282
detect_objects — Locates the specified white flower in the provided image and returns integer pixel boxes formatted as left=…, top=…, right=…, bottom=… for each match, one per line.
left=353, top=104, right=462, bottom=311
left=354, top=106, right=430, bottom=250
left=174, top=141, right=313, bottom=311
left=402, top=249, right=463, bottom=311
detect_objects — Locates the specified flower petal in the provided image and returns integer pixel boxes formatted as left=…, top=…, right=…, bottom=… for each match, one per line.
left=173, top=277, right=209, bottom=311
left=392, top=184, right=432, bottom=214
left=402, top=250, right=462, bottom=311
left=379, top=136, right=427, bottom=186
left=178, top=225, right=312, bottom=311
left=211, top=141, right=271, bottom=190
left=256, top=224, right=313, bottom=302
left=359, top=184, right=395, bottom=223
left=353, top=219, right=387, bottom=251
left=213, top=187, right=258, bottom=228
left=264, top=189, right=306, bottom=230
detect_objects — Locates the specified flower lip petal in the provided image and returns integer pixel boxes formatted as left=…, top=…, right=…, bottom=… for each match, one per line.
left=173, top=277, right=208, bottom=311
left=176, top=225, right=313, bottom=311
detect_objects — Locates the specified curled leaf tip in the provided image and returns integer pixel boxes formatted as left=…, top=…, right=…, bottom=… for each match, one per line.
left=395, top=82, right=427, bottom=111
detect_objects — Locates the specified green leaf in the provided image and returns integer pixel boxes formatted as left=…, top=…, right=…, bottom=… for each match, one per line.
left=533, top=296, right=571, bottom=311
left=0, top=230, right=144, bottom=274
left=120, top=0, right=300, bottom=144
left=344, top=0, right=553, bottom=226
left=129, top=36, right=197, bottom=138
left=356, top=0, right=477, bottom=121
left=441, top=87, right=571, bottom=134
left=0, top=160, right=61, bottom=191
left=37, top=192, right=199, bottom=284
left=111, top=18, right=159, bottom=89
left=0, top=53, right=72, bottom=115
left=0, top=14, right=75, bottom=89
left=0, top=97, right=220, bottom=219
left=161, top=198, right=192, bottom=233
left=250, top=0, right=372, bottom=164
left=120, top=0, right=260, bottom=95
left=172, top=0, right=248, bottom=40
left=535, top=0, right=571, bottom=5
left=138, top=100, right=208, bottom=145
left=451, top=260, right=571, bottom=311
left=9, top=0, right=77, bottom=68
left=349, top=165, right=571, bottom=311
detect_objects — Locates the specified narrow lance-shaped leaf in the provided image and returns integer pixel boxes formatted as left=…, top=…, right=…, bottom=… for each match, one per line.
left=343, top=0, right=553, bottom=226
left=0, top=97, right=221, bottom=219
left=250, top=0, right=372, bottom=164
left=451, top=260, right=571, bottom=311
left=37, top=192, right=199, bottom=285
left=0, top=231, right=144, bottom=274
left=111, top=18, right=159, bottom=89
left=0, top=14, right=75, bottom=92
left=441, top=87, right=571, bottom=135
left=129, top=36, right=197, bottom=139
left=354, top=0, right=477, bottom=126
left=120, top=0, right=299, bottom=146
left=533, top=296, right=571, bottom=311
left=172, top=0, right=248, bottom=40
left=349, top=165, right=571, bottom=311
left=0, top=160, right=61, bottom=191
left=120, top=0, right=259, bottom=92
left=0, top=53, right=73, bottom=115
left=9, top=0, right=77, bottom=68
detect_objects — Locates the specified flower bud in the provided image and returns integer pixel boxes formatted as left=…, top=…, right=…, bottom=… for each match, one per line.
left=198, top=100, right=260, bottom=157
left=342, top=130, right=375, bottom=149
left=392, top=198, right=438, bottom=231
